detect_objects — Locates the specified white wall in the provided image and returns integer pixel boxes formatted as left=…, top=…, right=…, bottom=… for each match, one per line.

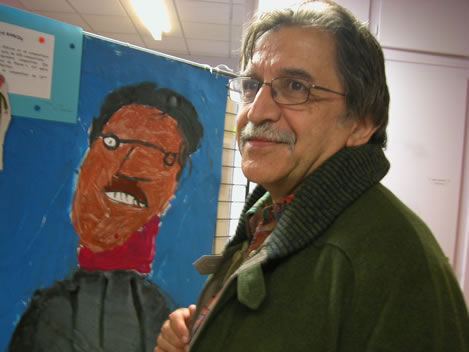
left=382, top=52, right=469, bottom=264
left=368, top=0, right=469, bottom=302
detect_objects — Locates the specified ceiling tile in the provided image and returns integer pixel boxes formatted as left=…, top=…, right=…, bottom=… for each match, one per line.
left=231, top=25, right=242, bottom=43
left=96, top=32, right=146, bottom=48
left=192, top=0, right=245, bottom=3
left=176, top=1, right=230, bottom=25
left=143, top=36, right=188, bottom=54
left=163, top=0, right=179, bottom=22
left=67, top=0, right=126, bottom=15
left=34, top=11, right=93, bottom=31
left=230, top=25, right=243, bottom=59
left=230, top=45, right=242, bottom=59
left=83, top=14, right=137, bottom=33
left=232, top=4, right=247, bottom=26
left=126, top=16, right=152, bottom=37
left=183, top=22, right=229, bottom=41
left=1, top=0, right=28, bottom=11
left=118, top=0, right=139, bottom=17
left=187, top=38, right=229, bottom=57
left=175, top=53, right=238, bottom=70
left=4, top=0, right=249, bottom=67
left=18, top=0, right=74, bottom=12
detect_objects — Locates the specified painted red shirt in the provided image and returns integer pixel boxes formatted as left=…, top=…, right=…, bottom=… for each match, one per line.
left=78, top=215, right=160, bottom=274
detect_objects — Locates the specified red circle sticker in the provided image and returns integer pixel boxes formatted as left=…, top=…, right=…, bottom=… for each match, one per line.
left=39, top=37, right=45, bottom=43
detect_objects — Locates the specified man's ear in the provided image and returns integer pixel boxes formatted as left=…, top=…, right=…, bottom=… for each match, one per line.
left=345, top=115, right=379, bottom=147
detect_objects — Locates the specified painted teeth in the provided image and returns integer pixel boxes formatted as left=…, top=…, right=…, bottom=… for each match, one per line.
left=105, top=191, right=146, bottom=208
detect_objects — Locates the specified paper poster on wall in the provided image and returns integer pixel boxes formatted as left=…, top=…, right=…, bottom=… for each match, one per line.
left=0, top=33, right=228, bottom=351
left=0, top=22, right=54, bottom=99
left=0, top=5, right=82, bottom=123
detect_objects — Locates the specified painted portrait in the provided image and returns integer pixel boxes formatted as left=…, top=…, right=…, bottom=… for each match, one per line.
left=9, top=82, right=204, bottom=350
left=0, top=34, right=228, bottom=351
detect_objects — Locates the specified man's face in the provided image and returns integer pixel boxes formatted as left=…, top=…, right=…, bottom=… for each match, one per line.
left=72, top=104, right=183, bottom=252
left=236, top=27, right=360, bottom=201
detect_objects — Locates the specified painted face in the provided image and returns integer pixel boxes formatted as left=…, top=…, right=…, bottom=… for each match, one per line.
left=236, top=27, right=359, bottom=201
left=72, top=104, right=184, bottom=252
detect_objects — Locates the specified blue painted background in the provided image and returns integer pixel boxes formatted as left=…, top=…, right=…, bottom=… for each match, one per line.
left=0, top=34, right=228, bottom=351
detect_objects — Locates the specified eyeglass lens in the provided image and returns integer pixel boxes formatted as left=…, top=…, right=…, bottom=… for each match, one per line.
left=230, top=78, right=309, bottom=105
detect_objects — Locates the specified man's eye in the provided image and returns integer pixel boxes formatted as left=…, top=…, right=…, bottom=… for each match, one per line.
left=242, top=81, right=258, bottom=92
left=287, top=80, right=307, bottom=91
left=240, top=80, right=259, bottom=101
left=103, top=136, right=118, bottom=150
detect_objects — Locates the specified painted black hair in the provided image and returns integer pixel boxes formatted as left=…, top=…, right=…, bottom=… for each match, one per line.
left=89, top=82, right=204, bottom=178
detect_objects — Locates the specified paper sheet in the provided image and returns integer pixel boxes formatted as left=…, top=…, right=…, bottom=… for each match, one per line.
left=0, top=22, right=54, bottom=99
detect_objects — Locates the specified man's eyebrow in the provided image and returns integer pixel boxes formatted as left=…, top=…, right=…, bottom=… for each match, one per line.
left=278, top=68, right=314, bottom=81
left=239, top=68, right=315, bottom=82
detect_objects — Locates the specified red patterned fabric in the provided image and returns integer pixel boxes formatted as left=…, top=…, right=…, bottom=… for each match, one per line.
left=246, top=194, right=295, bottom=257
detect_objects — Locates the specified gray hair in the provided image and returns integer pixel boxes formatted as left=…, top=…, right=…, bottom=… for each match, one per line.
left=240, top=0, right=389, bottom=148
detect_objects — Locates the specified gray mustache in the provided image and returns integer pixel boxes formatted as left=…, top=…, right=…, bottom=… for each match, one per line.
left=239, top=122, right=296, bottom=148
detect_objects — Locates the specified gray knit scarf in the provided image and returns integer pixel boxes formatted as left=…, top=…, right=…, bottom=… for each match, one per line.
left=230, top=144, right=390, bottom=261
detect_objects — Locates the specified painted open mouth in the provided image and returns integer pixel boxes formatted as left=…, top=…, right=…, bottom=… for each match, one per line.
left=104, top=176, right=148, bottom=208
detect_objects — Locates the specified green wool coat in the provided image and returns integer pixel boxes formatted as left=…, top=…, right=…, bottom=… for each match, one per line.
left=190, top=145, right=469, bottom=352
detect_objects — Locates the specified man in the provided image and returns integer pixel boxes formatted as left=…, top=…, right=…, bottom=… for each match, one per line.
left=9, top=82, right=203, bottom=352
left=156, top=1, right=469, bottom=351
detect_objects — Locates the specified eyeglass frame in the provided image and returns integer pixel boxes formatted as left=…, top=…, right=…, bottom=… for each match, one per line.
left=100, top=133, right=178, bottom=167
left=226, top=76, right=346, bottom=106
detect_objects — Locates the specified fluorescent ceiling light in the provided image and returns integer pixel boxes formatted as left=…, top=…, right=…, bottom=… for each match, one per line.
left=132, top=0, right=171, bottom=41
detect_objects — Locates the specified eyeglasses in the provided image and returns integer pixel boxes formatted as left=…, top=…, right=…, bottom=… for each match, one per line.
left=100, top=134, right=178, bottom=167
left=227, top=77, right=346, bottom=105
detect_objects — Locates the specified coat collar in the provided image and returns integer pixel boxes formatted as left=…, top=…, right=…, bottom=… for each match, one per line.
left=230, top=144, right=390, bottom=262
left=231, top=145, right=390, bottom=310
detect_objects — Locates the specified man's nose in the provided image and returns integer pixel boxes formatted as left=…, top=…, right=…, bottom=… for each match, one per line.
left=246, top=83, right=281, bottom=124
